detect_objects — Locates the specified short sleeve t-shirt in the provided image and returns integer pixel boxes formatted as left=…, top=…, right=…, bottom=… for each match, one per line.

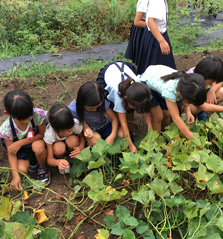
left=146, top=0, right=168, bottom=33
left=68, top=99, right=110, bottom=131
left=139, top=65, right=181, bottom=102
left=43, top=118, right=82, bottom=145
left=137, top=0, right=148, bottom=20
left=0, top=108, right=47, bottom=141
left=104, top=62, right=138, bottom=113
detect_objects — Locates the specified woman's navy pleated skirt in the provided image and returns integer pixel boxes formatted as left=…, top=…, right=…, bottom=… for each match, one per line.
left=124, top=23, right=145, bottom=65
left=136, top=29, right=176, bottom=74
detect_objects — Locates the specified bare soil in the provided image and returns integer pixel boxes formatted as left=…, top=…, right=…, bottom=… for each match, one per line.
left=0, top=49, right=223, bottom=239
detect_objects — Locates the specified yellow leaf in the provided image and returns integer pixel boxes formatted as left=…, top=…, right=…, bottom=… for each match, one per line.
left=105, top=186, right=115, bottom=194
left=34, top=209, right=49, bottom=224
left=95, top=229, right=109, bottom=239
left=23, top=191, right=29, bottom=200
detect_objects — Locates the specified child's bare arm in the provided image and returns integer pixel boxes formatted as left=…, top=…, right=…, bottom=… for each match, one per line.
left=143, top=113, right=152, bottom=130
left=105, top=108, right=119, bottom=145
left=166, top=99, right=193, bottom=140
left=134, top=12, right=146, bottom=28
left=46, top=143, right=68, bottom=170
left=70, top=132, right=86, bottom=158
left=8, top=121, right=46, bottom=153
left=207, top=82, right=222, bottom=104
left=118, top=112, right=137, bottom=152
left=4, top=139, right=22, bottom=191
left=147, top=17, right=170, bottom=55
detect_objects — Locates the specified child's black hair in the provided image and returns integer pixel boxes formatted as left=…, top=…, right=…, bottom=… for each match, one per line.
left=4, top=90, right=33, bottom=120
left=118, top=77, right=152, bottom=113
left=176, top=73, right=207, bottom=106
left=48, top=104, right=74, bottom=133
left=194, top=56, right=223, bottom=83
left=76, top=81, right=105, bottom=124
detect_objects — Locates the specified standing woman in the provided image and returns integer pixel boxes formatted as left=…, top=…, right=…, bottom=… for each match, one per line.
left=125, top=0, right=148, bottom=65
left=136, top=0, right=176, bottom=74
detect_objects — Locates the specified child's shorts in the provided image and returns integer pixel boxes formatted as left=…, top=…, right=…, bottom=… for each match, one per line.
left=151, top=90, right=182, bottom=113
left=95, top=121, right=112, bottom=140
left=1, top=138, right=34, bottom=160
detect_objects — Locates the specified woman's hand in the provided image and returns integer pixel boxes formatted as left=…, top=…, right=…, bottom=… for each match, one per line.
left=7, top=141, right=22, bottom=155
left=159, top=39, right=170, bottom=55
left=186, top=112, right=194, bottom=125
left=10, top=175, right=22, bottom=191
left=58, top=159, right=69, bottom=171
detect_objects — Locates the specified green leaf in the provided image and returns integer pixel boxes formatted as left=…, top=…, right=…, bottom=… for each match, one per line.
left=200, top=203, right=210, bottom=217
left=183, top=203, right=198, bottom=220
left=88, top=157, right=105, bottom=169
left=11, top=200, right=22, bottom=216
left=123, top=216, right=138, bottom=226
left=122, top=152, right=139, bottom=165
left=132, top=187, right=155, bottom=205
left=114, top=174, right=123, bottom=181
left=130, top=164, right=138, bottom=174
left=12, top=212, right=37, bottom=227
left=209, top=112, right=219, bottom=123
left=147, top=179, right=170, bottom=198
left=187, top=217, right=207, bottom=238
left=76, top=146, right=92, bottom=162
left=0, top=197, right=13, bottom=220
left=196, top=163, right=214, bottom=190
left=70, top=160, right=84, bottom=178
left=116, top=205, right=130, bottom=221
left=171, top=162, right=191, bottom=171
left=216, top=214, right=223, bottom=232
left=169, top=181, right=184, bottom=196
left=136, top=220, right=149, bottom=234
left=83, top=170, right=104, bottom=191
left=146, top=164, right=156, bottom=179
left=110, top=221, right=124, bottom=236
left=123, top=228, right=135, bottom=239
left=0, top=220, right=5, bottom=238
left=92, top=138, right=110, bottom=156
left=198, top=233, right=222, bottom=239
left=4, top=222, right=26, bottom=239
left=104, top=215, right=116, bottom=229
left=39, top=229, right=58, bottom=239
left=66, top=203, right=74, bottom=220
left=206, top=153, right=223, bottom=174
left=207, top=175, right=223, bottom=194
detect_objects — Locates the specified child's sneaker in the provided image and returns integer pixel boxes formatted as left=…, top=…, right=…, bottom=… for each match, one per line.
left=38, top=167, right=50, bottom=186
left=29, top=158, right=39, bottom=172
left=59, top=164, right=70, bottom=175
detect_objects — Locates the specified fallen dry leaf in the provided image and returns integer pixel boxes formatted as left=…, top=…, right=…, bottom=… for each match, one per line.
left=77, top=235, right=85, bottom=239
left=56, top=194, right=66, bottom=201
left=104, top=210, right=114, bottom=216
left=75, top=213, right=85, bottom=225
left=122, top=179, right=130, bottom=186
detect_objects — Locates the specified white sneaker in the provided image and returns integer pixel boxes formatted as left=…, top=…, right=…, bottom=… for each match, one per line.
left=59, top=164, right=70, bottom=175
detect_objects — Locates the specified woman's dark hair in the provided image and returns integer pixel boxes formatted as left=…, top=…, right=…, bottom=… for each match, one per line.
left=48, top=104, right=74, bottom=133
left=194, top=56, right=223, bottom=83
left=176, top=73, right=207, bottom=106
left=4, top=90, right=33, bottom=120
left=76, top=81, right=105, bottom=124
left=118, top=77, right=152, bottom=113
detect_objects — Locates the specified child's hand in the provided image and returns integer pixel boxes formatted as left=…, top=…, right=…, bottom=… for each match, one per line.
left=7, top=141, right=22, bottom=155
left=206, top=89, right=217, bottom=104
left=58, top=159, right=69, bottom=171
left=10, top=175, right=22, bottom=191
left=84, top=128, right=94, bottom=139
left=70, top=146, right=82, bottom=158
left=129, top=143, right=137, bottom=153
left=186, top=112, right=194, bottom=125
left=159, top=39, right=170, bottom=55
left=105, top=135, right=115, bottom=145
